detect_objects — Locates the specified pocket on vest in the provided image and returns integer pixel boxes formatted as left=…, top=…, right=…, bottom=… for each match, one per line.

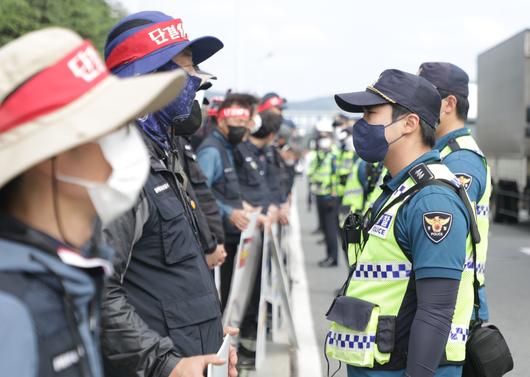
left=155, top=196, right=199, bottom=264
left=326, top=296, right=395, bottom=367
left=161, top=292, right=221, bottom=328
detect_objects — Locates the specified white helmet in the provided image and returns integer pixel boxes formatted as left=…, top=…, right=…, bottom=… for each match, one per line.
left=315, top=119, right=333, bottom=133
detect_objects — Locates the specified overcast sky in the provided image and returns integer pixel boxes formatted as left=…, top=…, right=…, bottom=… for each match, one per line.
left=120, top=0, right=529, bottom=102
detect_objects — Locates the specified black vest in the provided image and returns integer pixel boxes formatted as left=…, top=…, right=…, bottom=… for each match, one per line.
left=123, top=157, right=223, bottom=356
left=265, top=145, right=290, bottom=204
left=0, top=270, right=92, bottom=377
left=198, top=134, right=243, bottom=238
left=234, top=141, right=271, bottom=209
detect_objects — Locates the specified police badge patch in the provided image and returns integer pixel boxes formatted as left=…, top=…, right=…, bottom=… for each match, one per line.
left=455, top=173, right=473, bottom=191
left=423, top=212, right=453, bottom=243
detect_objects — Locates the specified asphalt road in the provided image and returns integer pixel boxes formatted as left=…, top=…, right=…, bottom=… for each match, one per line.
left=295, top=183, right=530, bottom=377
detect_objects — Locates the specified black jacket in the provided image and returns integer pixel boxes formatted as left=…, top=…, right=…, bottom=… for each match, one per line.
left=173, top=135, right=225, bottom=249
left=101, top=131, right=223, bottom=377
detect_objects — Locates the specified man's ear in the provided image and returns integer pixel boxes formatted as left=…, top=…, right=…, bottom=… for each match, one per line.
left=403, top=113, right=420, bottom=135
left=443, top=95, right=457, bottom=115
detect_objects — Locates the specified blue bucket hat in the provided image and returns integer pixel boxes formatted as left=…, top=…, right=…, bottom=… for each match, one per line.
left=104, top=11, right=223, bottom=78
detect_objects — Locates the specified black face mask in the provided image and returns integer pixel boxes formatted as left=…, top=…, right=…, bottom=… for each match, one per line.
left=171, top=100, right=203, bottom=136
left=226, top=125, right=247, bottom=145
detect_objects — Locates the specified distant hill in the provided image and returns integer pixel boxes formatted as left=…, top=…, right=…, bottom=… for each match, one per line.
left=287, top=96, right=337, bottom=112
left=204, top=91, right=340, bottom=113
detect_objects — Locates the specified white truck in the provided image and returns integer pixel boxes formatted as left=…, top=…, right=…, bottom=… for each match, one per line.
left=477, top=29, right=530, bottom=222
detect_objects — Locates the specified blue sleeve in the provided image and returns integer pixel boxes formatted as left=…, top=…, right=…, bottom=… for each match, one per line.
left=0, top=293, right=38, bottom=377
left=443, top=150, right=487, bottom=203
left=216, top=200, right=234, bottom=218
left=397, top=187, right=470, bottom=280
left=197, top=147, right=234, bottom=218
left=197, top=147, right=222, bottom=187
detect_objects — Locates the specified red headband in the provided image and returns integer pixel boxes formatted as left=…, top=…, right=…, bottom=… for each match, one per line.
left=217, top=107, right=250, bottom=120
left=106, top=19, right=189, bottom=70
left=0, top=40, right=109, bottom=134
left=258, top=96, right=284, bottom=113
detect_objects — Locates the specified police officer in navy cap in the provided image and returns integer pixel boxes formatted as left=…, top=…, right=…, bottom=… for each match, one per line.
left=419, top=62, right=492, bottom=323
left=327, top=69, right=478, bottom=377
left=102, top=11, right=238, bottom=377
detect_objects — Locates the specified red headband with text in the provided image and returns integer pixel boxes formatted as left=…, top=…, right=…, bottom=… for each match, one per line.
left=258, top=96, right=284, bottom=113
left=0, top=40, right=109, bottom=134
left=106, top=19, right=189, bottom=70
left=217, top=107, right=251, bottom=120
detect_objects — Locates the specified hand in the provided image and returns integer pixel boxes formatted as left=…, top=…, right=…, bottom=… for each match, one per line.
left=229, top=209, right=250, bottom=231
left=279, top=203, right=290, bottom=225
left=205, top=244, right=227, bottom=269
left=223, top=327, right=239, bottom=377
left=258, top=214, right=272, bottom=234
left=242, top=201, right=254, bottom=212
left=169, top=354, right=225, bottom=377
left=267, top=205, right=279, bottom=224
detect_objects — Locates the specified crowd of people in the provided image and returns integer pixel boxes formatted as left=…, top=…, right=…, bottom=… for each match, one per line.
left=0, top=10, right=298, bottom=377
left=0, top=6, right=509, bottom=377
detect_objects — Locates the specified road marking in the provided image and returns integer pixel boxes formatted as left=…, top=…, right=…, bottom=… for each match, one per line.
left=520, top=247, right=530, bottom=257
left=290, top=192, right=322, bottom=377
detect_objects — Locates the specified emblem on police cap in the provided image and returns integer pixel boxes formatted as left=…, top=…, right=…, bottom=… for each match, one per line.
left=455, top=173, right=473, bottom=191
left=423, top=212, right=453, bottom=243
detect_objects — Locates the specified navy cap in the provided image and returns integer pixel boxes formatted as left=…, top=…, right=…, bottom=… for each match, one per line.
left=418, top=62, right=469, bottom=97
left=104, top=11, right=223, bottom=78
left=335, top=69, right=441, bottom=128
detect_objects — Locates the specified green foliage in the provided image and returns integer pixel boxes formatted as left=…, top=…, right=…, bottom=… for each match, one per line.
left=0, top=0, right=128, bottom=52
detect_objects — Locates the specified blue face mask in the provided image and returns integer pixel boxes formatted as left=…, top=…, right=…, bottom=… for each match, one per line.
left=155, top=61, right=202, bottom=125
left=351, top=117, right=405, bottom=163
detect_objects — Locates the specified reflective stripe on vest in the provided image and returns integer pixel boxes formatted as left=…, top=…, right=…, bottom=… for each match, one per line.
left=440, top=134, right=491, bottom=286
left=327, top=163, right=475, bottom=368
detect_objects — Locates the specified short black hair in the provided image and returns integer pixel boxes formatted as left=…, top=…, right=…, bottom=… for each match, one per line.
left=391, top=103, right=435, bottom=147
left=218, top=94, right=255, bottom=113
left=437, top=89, right=469, bottom=121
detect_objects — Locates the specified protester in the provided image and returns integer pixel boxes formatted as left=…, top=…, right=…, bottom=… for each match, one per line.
left=102, top=11, right=237, bottom=377
left=0, top=27, right=187, bottom=377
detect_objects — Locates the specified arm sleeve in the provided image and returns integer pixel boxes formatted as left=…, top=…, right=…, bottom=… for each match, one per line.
left=405, top=278, right=460, bottom=377
left=101, top=194, right=181, bottom=377
left=198, top=147, right=235, bottom=218
left=0, top=293, right=38, bottom=377
left=197, top=147, right=222, bottom=187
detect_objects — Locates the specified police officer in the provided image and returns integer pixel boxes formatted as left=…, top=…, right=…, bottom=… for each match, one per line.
left=311, top=119, right=340, bottom=267
left=335, top=127, right=357, bottom=220
left=198, top=94, right=256, bottom=310
left=102, top=12, right=237, bottom=377
left=419, top=62, right=491, bottom=322
left=327, top=69, right=477, bottom=377
left=0, top=28, right=183, bottom=377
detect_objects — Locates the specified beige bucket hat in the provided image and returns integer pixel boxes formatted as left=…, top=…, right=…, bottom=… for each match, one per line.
left=0, top=27, right=187, bottom=187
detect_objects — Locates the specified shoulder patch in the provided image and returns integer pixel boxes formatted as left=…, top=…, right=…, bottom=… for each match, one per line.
left=423, top=212, right=453, bottom=243
left=455, top=173, right=472, bottom=191
left=408, top=163, right=434, bottom=184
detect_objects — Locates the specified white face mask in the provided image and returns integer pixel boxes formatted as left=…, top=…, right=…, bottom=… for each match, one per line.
left=56, top=125, right=150, bottom=226
left=318, top=137, right=332, bottom=150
